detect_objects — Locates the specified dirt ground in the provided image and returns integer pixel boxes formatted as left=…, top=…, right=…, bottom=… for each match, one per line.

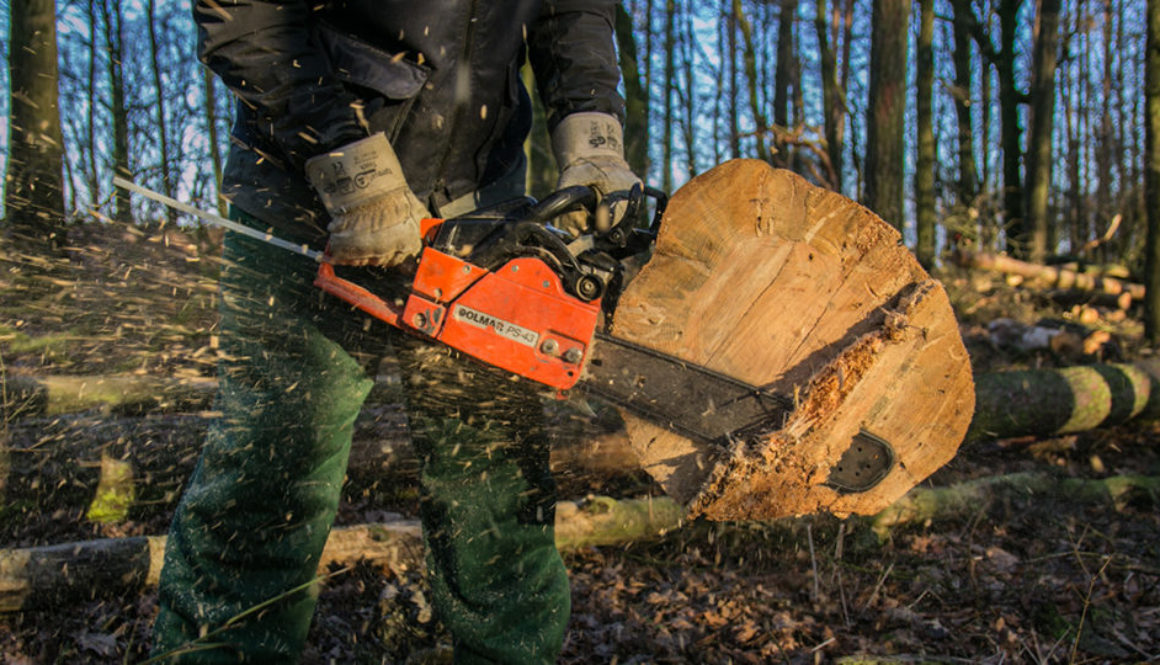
left=1, top=223, right=1158, bottom=664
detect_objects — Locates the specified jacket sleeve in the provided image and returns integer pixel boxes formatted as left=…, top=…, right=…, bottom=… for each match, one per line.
left=194, top=0, right=368, bottom=169
left=528, top=0, right=626, bottom=131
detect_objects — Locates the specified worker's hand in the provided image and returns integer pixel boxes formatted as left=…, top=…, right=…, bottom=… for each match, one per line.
left=552, top=112, right=642, bottom=238
left=305, top=133, right=427, bottom=268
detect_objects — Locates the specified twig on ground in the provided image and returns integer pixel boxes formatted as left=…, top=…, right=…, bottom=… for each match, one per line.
left=864, top=561, right=894, bottom=609
left=807, top=523, right=820, bottom=603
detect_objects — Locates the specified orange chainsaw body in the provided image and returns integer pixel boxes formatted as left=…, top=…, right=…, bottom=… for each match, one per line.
left=314, top=220, right=601, bottom=391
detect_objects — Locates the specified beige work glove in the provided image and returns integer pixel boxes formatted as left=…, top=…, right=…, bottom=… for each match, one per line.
left=552, top=112, right=642, bottom=238
left=305, top=133, right=426, bottom=267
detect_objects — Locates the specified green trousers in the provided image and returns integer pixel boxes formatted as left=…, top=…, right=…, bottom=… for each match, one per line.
left=151, top=212, right=569, bottom=663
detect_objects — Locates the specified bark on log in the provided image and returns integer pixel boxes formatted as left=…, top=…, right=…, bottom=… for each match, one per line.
left=1047, top=289, right=1133, bottom=311
left=957, top=251, right=1147, bottom=300
left=613, top=160, right=975, bottom=521
left=966, top=362, right=1160, bottom=442
left=0, top=496, right=681, bottom=612
left=5, top=359, right=1160, bottom=530
left=0, top=521, right=423, bottom=613
left=0, top=374, right=216, bottom=419
left=0, top=410, right=642, bottom=524
left=870, top=472, right=1160, bottom=536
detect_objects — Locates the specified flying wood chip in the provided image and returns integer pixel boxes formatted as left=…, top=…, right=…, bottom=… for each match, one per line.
left=610, top=159, right=975, bottom=520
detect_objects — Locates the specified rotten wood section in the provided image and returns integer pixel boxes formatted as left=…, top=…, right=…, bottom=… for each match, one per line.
left=612, top=159, right=975, bottom=520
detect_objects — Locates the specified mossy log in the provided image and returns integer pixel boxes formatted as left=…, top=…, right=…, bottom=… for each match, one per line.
left=0, top=496, right=680, bottom=612
left=0, top=521, right=423, bottom=613
left=965, top=362, right=1160, bottom=443
left=5, top=360, right=1160, bottom=532
left=870, top=472, right=1160, bottom=536
left=0, top=410, right=640, bottom=529
left=0, top=374, right=216, bottom=419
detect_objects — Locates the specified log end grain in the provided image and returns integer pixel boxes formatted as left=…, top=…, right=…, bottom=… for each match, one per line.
left=613, top=160, right=975, bottom=520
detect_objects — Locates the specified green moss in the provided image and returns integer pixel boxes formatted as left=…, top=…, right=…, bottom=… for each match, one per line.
left=85, top=457, right=137, bottom=524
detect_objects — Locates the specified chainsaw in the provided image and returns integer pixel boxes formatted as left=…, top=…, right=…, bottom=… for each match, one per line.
left=113, top=177, right=892, bottom=494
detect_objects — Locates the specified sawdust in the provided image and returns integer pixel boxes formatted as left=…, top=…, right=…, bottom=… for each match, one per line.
left=688, top=282, right=940, bottom=522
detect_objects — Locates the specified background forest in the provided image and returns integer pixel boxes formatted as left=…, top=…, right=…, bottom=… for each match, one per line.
left=4, top=1, right=1160, bottom=663
left=3, top=0, right=1159, bottom=274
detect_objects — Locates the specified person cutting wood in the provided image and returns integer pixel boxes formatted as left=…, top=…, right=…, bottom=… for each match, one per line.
left=150, top=1, right=640, bottom=662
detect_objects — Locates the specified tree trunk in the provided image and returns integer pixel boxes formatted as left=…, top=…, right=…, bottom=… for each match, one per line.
left=950, top=0, right=979, bottom=217
left=85, top=0, right=101, bottom=211
left=773, top=0, right=797, bottom=169
left=0, top=496, right=682, bottom=612
left=1025, top=0, right=1063, bottom=262
left=681, top=8, right=697, bottom=179
left=726, top=0, right=740, bottom=160
left=1062, top=6, right=1082, bottom=253
left=997, top=0, right=1027, bottom=255
left=864, top=0, right=909, bottom=229
left=100, top=0, right=132, bottom=224
left=967, top=0, right=1025, bottom=253
left=980, top=24, right=996, bottom=251
left=915, top=0, right=937, bottom=268
left=612, top=160, right=975, bottom=521
left=614, top=4, right=649, bottom=180
left=733, top=0, right=768, bottom=164
left=1097, top=0, right=1116, bottom=264
left=814, top=0, right=843, bottom=191
left=203, top=69, right=227, bottom=217
left=1146, top=0, right=1160, bottom=343
left=662, top=0, right=676, bottom=191
left=4, top=0, right=66, bottom=251
left=522, top=65, right=556, bottom=200
left=146, top=0, right=175, bottom=227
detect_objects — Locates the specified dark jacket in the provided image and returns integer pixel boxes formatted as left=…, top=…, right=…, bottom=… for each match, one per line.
left=195, top=0, right=624, bottom=243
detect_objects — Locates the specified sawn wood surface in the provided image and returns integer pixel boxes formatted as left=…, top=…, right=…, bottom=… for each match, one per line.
left=611, top=159, right=975, bottom=520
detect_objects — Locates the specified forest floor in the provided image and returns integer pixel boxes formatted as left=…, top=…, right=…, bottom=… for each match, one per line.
left=1, top=221, right=1158, bottom=664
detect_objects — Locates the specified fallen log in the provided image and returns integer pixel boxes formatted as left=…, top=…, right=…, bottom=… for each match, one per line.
left=1047, top=289, right=1133, bottom=312
left=870, top=472, right=1160, bottom=536
left=956, top=251, right=1146, bottom=300
left=0, top=374, right=216, bottom=419
left=6, top=359, right=1160, bottom=534
left=613, top=159, right=975, bottom=521
left=966, top=362, right=1160, bottom=442
left=0, top=496, right=681, bottom=612
left=0, top=521, right=423, bottom=613
left=0, top=410, right=642, bottom=529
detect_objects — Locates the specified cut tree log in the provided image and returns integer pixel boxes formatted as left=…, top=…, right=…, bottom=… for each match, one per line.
left=1047, top=289, right=1133, bottom=312
left=0, top=496, right=682, bottom=612
left=612, top=159, right=975, bottom=521
left=4, top=360, right=1160, bottom=528
left=956, top=250, right=1146, bottom=300
left=870, top=472, right=1160, bottom=536
left=0, top=374, right=216, bottom=418
left=0, top=409, right=644, bottom=531
left=965, top=362, right=1160, bottom=442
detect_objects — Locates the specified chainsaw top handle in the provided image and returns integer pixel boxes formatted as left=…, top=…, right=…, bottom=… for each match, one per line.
left=526, top=183, right=668, bottom=239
